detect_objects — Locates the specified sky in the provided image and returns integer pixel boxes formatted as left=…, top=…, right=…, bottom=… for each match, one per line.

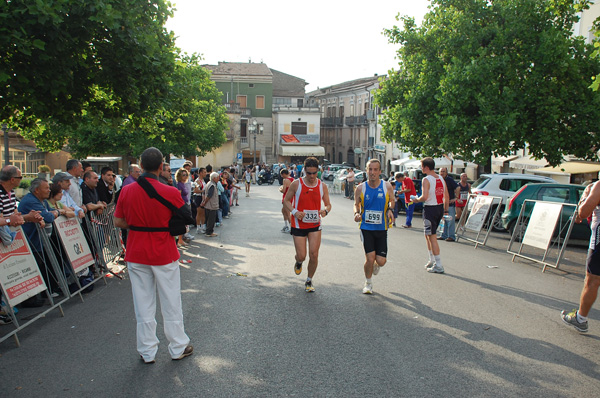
left=165, top=0, right=431, bottom=92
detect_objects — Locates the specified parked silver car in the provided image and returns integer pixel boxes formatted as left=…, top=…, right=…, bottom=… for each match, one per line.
left=471, top=173, right=557, bottom=231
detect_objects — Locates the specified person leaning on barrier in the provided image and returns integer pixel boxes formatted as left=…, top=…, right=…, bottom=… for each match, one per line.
left=0, top=166, right=27, bottom=322
left=18, top=178, right=63, bottom=304
left=0, top=165, right=26, bottom=228
left=114, top=146, right=193, bottom=363
left=47, top=183, right=76, bottom=218
left=81, top=171, right=107, bottom=216
left=54, top=172, right=86, bottom=219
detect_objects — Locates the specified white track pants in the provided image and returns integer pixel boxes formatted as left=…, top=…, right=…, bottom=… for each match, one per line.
left=128, top=261, right=190, bottom=361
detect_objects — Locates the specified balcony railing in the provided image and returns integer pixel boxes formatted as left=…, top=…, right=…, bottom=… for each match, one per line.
left=345, top=115, right=369, bottom=126
left=223, top=103, right=241, bottom=113
left=272, top=106, right=320, bottom=112
left=321, top=117, right=341, bottom=127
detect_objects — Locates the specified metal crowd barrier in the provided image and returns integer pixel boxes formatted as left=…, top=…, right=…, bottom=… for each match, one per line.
left=0, top=205, right=124, bottom=347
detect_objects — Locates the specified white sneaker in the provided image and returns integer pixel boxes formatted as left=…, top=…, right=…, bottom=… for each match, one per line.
left=362, top=281, right=373, bottom=294
left=372, top=264, right=380, bottom=276
left=427, top=264, right=445, bottom=274
left=424, top=260, right=434, bottom=269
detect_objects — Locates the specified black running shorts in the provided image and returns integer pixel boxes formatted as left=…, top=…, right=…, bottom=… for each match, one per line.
left=360, top=229, right=388, bottom=257
left=423, top=204, right=444, bottom=236
left=291, top=226, right=322, bottom=237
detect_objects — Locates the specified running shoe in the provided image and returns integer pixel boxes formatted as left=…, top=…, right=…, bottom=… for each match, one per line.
left=305, top=280, right=315, bottom=292
left=281, top=226, right=290, bottom=233
left=561, top=309, right=588, bottom=333
left=427, top=264, right=445, bottom=274
left=424, top=260, right=434, bottom=270
left=372, top=264, right=380, bottom=276
left=362, top=281, right=373, bottom=294
left=294, top=262, right=302, bottom=275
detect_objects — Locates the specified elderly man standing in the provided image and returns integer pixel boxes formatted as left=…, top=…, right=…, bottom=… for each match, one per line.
left=114, top=147, right=193, bottom=364
left=18, top=178, right=63, bottom=299
left=122, top=164, right=141, bottom=187
left=201, top=172, right=220, bottom=238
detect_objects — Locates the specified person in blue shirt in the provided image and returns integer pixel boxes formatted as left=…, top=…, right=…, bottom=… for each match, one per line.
left=18, top=178, right=62, bottom=297
left=353, top=159, right=395, bottom=294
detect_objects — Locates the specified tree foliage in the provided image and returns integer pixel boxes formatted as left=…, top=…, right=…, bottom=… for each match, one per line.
left=1, top=0, right=175, bottom=127
left=52, top=56, right=229, bottom=158
left=376, top=0, right=600, bottom=166
left=1, top=1, right=229, bottom=159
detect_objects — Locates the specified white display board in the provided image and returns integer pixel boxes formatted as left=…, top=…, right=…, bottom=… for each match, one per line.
left=465, top=196, right=493, bottom=232
left=54, top=216, right=95, bottom=274
left=522, top=202, right=562, bottom=250
left=0, top=227, right=47, bottom=307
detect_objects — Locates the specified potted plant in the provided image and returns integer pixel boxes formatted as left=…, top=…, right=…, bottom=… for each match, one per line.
left=15, top=178, right=32, bottom=199
left=37, top=165, right=51, bottom=180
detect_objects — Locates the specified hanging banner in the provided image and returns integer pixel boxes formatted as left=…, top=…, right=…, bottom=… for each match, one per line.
left=522, top=202, right=562, bottom=250
left=0, top=227, right=47, bottom=307
left=54, top=216, right=94, bottom=274
left=465, top=196, right=493, bottom=232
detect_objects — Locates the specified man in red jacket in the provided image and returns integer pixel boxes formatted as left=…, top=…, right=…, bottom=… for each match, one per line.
left=114, top=147, right=193, bottom=364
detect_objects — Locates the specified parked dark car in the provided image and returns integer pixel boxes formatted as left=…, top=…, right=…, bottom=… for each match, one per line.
left=500, top=183, right=589, bottom=242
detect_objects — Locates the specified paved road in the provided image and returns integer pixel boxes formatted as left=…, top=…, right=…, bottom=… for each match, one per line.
left=1, top=183, right=600, bottom=397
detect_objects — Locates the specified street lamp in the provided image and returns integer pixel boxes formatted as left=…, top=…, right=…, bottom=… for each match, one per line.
left=248, top=119, right=264, bottom=165
left=2, top=123, right=8, bottom=166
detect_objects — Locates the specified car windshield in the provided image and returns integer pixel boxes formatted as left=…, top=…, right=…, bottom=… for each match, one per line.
left=472, top=176, right=490, bottom=189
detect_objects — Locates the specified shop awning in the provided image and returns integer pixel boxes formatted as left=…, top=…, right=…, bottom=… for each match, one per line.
left=534, top=162, right=600, bottom=176
left=279, top=145, right=325, bottom=157
left=491, top=155, right=519, bottom=166
left=390, top=157, right=416, bottom=166
left=85, top=156, right=122, bottom=162
left=509, top=156, right=549, bottom=170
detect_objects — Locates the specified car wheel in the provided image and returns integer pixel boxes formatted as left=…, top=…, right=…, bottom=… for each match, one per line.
left=327, top=175, right=334, bottom=181
left=508, top=218, right=529, bottom=242
left=485, top=205, right=506, bottom=232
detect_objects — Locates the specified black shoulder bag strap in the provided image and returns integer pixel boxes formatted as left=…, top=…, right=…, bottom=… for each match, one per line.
left=128, top=176, right=175, bottom=233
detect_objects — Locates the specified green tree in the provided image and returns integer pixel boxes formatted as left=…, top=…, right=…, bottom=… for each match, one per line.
left=42, top=55, right=229, bottom=158
left=376, top=0, right=600, bottom=166
left=0, top=0, right=176, bottom=128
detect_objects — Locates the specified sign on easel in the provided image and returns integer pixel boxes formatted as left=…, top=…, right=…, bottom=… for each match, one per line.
left=465, top=196, right=493, bottom=232
left=54, top=216, right=94, bottom=274
left=0, top=227, right=47, bottom=307
left=522, top=202, right=562, bottom=250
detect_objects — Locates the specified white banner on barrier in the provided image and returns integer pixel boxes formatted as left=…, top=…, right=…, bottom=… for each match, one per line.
left=522, top=202, right=562, bottom=250
left=465, top=196, right=493, bottom=232
left=0, top=227, right=47, bottom=307
left=54, top=216, right=94, bottom=274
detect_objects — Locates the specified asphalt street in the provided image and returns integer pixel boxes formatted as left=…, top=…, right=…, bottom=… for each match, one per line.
left=1, top=182, right=599, bottom=397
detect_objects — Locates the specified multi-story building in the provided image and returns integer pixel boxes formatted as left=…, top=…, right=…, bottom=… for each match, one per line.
left=271, top=69, right=323, bottom=164
left=307, top=76, right=388, bottom=172
left=201, top=61, right=274, bottom=167
left=201, top=62, right=322, bottom=168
